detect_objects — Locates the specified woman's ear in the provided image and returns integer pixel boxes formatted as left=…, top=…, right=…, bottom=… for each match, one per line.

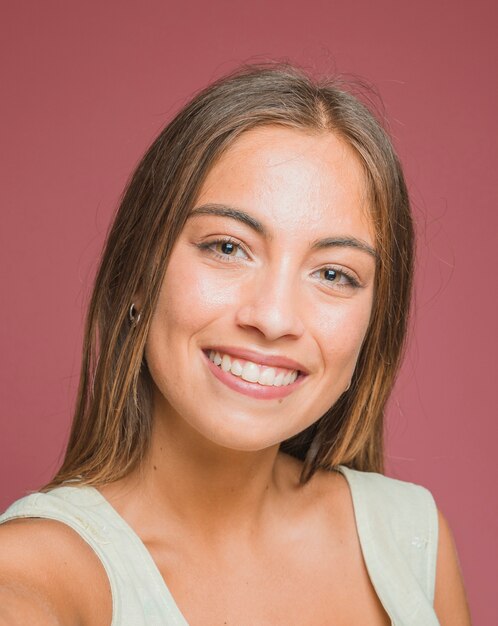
left=128, top=302, right=142, bottom=327
left=128, top=288, right=144, bottom=326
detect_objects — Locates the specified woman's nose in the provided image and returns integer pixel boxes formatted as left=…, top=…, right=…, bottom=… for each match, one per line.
left=234, top=267, right=305, bottom=341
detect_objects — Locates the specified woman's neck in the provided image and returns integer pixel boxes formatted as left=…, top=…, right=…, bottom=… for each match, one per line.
left=98, top=407, right=305, bottom=548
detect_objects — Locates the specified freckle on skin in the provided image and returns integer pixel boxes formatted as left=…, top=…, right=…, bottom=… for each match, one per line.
left=153, top=465, right=157, bottom=470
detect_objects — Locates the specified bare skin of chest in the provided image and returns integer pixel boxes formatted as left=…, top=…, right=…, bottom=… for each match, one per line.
left=148, top=541, right=390, bottom=626
left=145, top=500, right=391, bottom=626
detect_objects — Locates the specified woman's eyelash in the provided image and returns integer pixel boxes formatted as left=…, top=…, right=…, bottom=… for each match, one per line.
left=316, top=267, right=361, bottom=289
left=196, top=237, right=246, bottom=261
left=196, top=237, right=361, bottom=289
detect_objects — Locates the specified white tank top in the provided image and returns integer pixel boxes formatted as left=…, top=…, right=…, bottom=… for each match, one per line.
left=0, top=465, right=440, bottom=625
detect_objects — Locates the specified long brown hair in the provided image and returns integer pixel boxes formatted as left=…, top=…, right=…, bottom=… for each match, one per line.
left=45, top=61, right=414, bottom=490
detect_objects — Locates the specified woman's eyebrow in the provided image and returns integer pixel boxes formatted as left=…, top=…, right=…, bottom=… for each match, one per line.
left=310, top=237, right=379, bottom=260
left=189, top=203, right=378, bottom=260
left=188, top=204, right=268, bottom=236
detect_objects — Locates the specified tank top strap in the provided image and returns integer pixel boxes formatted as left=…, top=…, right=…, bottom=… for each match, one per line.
left=0, top=485, right=188, bottom=626
left=336, top=465, right=440, bottom=625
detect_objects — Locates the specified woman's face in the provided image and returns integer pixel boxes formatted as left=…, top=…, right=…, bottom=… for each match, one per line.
left=145, top=125, right=377, bottom=451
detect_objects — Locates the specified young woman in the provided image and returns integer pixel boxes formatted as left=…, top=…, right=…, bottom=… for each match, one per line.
left=0, top=62, right=471, bottom=625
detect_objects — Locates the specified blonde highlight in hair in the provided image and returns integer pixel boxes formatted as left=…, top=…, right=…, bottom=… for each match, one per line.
left=44, top=61, right=414, bottom=490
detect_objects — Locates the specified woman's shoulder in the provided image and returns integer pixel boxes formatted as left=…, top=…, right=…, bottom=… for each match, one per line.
left=336, top=464, right=437, bottom=516
left=0, top=513, right=98, bottom=585
left=279, top=454, right=437, bottom=526
left=336, top=466, right=472, bottom=624
left=333, top=465, right=439, bottom=560
left=281, top=456, right=439, bottom=564
left=321, top=465, right=438, bottom=595
left=0, top=490, right=111, bottom=625
left=0, top=483, right=105, bottom=521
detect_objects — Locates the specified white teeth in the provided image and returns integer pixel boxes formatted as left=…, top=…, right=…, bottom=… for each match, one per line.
left=207, top=350, right=298, bottom=387
left=282, top=371, right=292, bottom=386
left=221, top=354, right=231, bottom=372
left=230, top=359, right=243, bottom=376
left=272, top=372, right=285, bottom=386
left=241, top=361, right=260, bottom=383
left=258, top=367, right=276, bottom=386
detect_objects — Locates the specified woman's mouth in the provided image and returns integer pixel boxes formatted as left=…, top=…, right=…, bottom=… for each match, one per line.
left=202, top=348, right=307, bottom=400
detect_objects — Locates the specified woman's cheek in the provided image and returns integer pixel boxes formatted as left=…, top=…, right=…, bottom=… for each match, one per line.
left=313, top=300, right=372, bottom=376
left=167, top=243, right=242, bottom=307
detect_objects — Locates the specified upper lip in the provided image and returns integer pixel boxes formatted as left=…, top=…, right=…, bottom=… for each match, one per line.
left=204, top=345, right=309, bottom=375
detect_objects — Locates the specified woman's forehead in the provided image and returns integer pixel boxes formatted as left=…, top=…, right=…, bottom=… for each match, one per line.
left=194, top=125, right=375, bottom=247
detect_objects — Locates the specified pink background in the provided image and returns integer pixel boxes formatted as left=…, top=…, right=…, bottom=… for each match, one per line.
left=1, top=1, right=496, bottom=622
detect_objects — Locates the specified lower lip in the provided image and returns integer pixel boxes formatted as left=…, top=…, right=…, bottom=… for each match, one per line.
left=202, top=351, right=306, bottom=400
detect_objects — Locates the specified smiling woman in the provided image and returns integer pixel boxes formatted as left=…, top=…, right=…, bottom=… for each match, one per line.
left=0, top=62, right=471, bottom=625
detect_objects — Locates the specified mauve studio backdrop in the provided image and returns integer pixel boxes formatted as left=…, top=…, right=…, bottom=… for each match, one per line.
left=1, top=0, right=496, bottom=622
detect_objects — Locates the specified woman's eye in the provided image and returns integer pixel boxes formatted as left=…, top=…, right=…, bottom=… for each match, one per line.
left=197, top=238, right=249, bottom=261
left=214, top=240, right=240, bottom=256
left=316, top=267, right=361, bottom=289
left=197, top=240, right=360, bottom=289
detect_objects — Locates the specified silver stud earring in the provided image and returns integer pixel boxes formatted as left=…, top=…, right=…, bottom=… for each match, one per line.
left=129, top=303, right=141, bottom=326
